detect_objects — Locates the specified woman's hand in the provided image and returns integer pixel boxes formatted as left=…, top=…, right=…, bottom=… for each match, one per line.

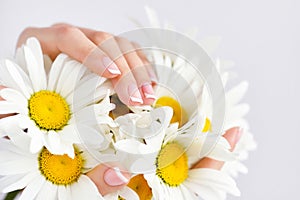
left=17, top=23, right=157, bottom=106
left=0, top=24, right=243, bottom=197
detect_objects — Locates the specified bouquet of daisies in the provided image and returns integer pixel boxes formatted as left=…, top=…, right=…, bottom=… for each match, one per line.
left=0, top=7, right=256, bottom=200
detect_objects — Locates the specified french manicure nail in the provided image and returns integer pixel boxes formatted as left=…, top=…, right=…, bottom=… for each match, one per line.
left=148, top=70, right=158, bottom=83
left=104, top=167, right=129, bottom=186
left=102, top=57, right=121, bottom=75
left=142, top=83, right=156, bottom=100
left=128, top=84, right=143, bottom=103
left=235, top=127, right=243, bottom=144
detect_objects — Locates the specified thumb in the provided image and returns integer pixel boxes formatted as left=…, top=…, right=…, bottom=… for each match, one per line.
left=192, top=127, right=243, bottom=170
left=86, top=164, right=130, bottom=196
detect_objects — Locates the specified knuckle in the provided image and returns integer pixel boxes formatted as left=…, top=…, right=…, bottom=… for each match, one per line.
left=93, top=32, right=113, bottom=44
left=19, top=27, right=35, bottom=39
left=55, top=25, right=77, bottom=38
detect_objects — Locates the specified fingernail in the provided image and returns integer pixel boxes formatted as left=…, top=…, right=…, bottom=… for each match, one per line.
left=102, top=57, right=121, bottom=75
left=142, top=83, right=156, bottom=100
left=104, top=167, right=129, bottom=186
left=128, top=84, right=143, bottom=103
left=235, top=127, right=243, bottom=144
left=148, top=69, right=158, bottom=83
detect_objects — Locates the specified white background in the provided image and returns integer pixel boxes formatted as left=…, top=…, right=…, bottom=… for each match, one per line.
left=0, top=0, right=299, bottom=199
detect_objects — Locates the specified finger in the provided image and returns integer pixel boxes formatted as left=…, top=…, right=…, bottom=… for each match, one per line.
left=192, top=127, right=243, bottom=170
left=115, top=37, right=156, bottom=105
left=0, top=86, right=13, bottom=119
left=78, top=28, right=144, bottom=106
left=132, top=42, right=158, bottom=84
left=86, top=164, right=130, bottom=196
left=17, top=25, right=121, bottom=79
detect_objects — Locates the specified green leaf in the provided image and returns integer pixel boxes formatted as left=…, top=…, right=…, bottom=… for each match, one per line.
left=4, top=190, right=20, bottom=200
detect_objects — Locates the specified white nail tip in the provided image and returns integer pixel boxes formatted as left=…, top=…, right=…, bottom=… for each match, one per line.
left=145, top=93, right=156, bottom=99
left=113, top=167, right=129, bottom=183
left=130, top=96, right=143, bottom=103
left=107, top=68, right=121, bottom=75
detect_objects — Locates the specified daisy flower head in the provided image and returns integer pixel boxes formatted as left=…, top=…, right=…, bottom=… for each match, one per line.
left=0, top=129, right=109, bottom=200
left=0, top=37, right=115, bottom=158
left=112, top=107, right=239, bottom=200
left=139, top=6, right=256, bottom=178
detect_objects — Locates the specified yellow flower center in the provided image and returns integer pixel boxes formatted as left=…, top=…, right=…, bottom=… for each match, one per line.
left=38, top=148, right=83, bottom=185
left=202, top=118, right=212, bottom=132
left=154, top=96, right=187, bottom=127
left=156, top=142, right=188, bottom=187
left=28, top=90, right=70, bottom=130
left=127, top=175, right=153, bottom=200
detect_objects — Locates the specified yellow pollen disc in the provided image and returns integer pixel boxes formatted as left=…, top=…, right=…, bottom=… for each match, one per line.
left=202, top=118, right=212, bottom=132
left=154, top=96, right=187, bottom=127
left=28, top=90, right=70, bottom=130
left=156, top=142, right=188, bottom=187
left=39, top=148, right=83, bottom=185
left=127, top=175, right=153, bottom=200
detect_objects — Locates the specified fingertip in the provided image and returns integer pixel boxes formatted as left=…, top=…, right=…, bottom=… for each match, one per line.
left=223, top=127, right=243, bottom=150
left=104, top=167, right=130, bottom=186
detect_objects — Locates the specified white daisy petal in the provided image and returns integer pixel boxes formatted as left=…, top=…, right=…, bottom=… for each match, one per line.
left=0, top=174, right=25, bottom=192
left=28, top=127, right=44, bottom=153
left=24, top=45, right=47, bottom=91
left=0, top=157, right=35, bottom=175
left=15, top=47, right=28, bottom=74
left=5, top=59, right=32, bottom=98
left=59, top=125, right=81, bottom=143
left=188, top=168, right=241, bottom=196
left=118, top=187, right=139, bottom=200
left=0, top=101, right=23, bottom=114
left=70, top=176, right=103, bottom=200
left=77, top=125, right=105, bottom=148
left=2, top=171, right=39, bottom=193
left=25, top=38, right=45, bottom=74
left=185, top=180, right=223, bottom=200
left=226, top=81, right=249, bottom=105
left=145, top=6, right=160, bottom=28
left=47, top=54, right=69, bottom=91
left=0, top=88, right=28, bottom=110
left=56, top=60, right=86, bottom=97
left=58, top=185, right=68, bottom=200
left=35, top=181, right=58, bottom=200
left=19, top=175, right=45, bottom=200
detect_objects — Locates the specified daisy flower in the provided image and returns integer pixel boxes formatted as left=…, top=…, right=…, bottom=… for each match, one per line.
left=0, top=37, right=115, bottom=158
left=112, top=107, right=239, bottom=200
left=137, top=6, right=256, bottom=177
left=0, top=128, right=112, bottom=200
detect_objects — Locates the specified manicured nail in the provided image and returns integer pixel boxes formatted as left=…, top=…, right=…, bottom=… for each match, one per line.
left=142, top=83, right=156, bottom=100
left=128, top=84, right=143, bottom=103
left=148, top=69, right=158, bottom=83
left=235, top=127, right=243, bottom=144
left=102, top=57, right=121, bottom=75
left=104, top=167, right=129, bottom=186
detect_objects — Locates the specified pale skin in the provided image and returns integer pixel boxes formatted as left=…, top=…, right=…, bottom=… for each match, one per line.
left=0, top=24, right=242, bottom=196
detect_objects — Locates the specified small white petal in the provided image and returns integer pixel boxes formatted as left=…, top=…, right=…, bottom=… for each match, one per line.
left=70, top=176, right=103, bottom=200
left=19, top=175, right=45, bottom=200
left=4, top=59, right=32, bottom=98
left=56, top=60, right=86, bottom=97
left=24, top=45, right=47, bottom=91
left=2, top=171, right=39, bottom=193
left=48, top=54, right=69, bottom=91
left=118, top=187, right=139, bottom=200
left=0, top=101, right=23, bottom=114
left=35, top=180, right=58, bottom=200
left=0, top=88, right=28, bottom=111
